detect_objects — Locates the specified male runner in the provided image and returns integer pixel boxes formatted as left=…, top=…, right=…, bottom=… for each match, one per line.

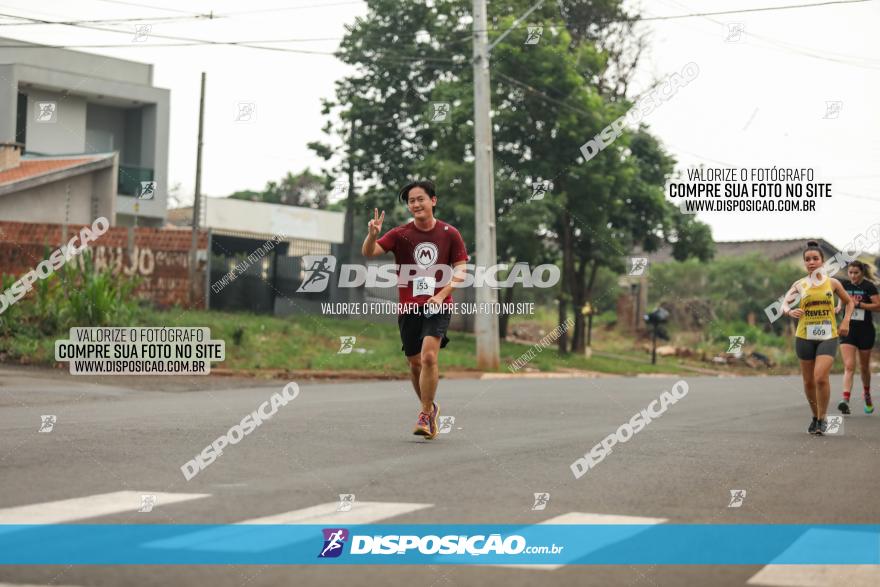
left=361, top=180, right=468, bottom=439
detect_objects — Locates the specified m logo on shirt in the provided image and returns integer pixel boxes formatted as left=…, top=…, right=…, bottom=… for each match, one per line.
left=414, top=242, right=439, bottom=268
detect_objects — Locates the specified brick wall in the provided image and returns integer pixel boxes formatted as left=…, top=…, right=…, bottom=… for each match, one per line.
left=0, top=220, right=209, bottom=308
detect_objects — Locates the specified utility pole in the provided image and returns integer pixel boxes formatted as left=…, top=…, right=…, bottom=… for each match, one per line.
left=343, top=119, right=357, bottom=301
left=472, top=0, right=500, bottom=370
left=189, top=72, right=206, bottom=307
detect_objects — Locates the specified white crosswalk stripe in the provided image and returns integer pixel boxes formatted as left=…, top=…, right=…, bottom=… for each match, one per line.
left=747, top=565, right=880, bottom=586
left=0, top=491, right=210, bottom=524
left=496, top=512, right=668, bottom=570
left=145, top=501, right=433, bottom=552
left=232, top=501, right=433, bottom=525
left=746, top=527, right=880, bottom=586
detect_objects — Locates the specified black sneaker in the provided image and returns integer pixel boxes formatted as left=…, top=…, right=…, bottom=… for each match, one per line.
left=808, top=417, right=818, bottom=434
left=838, top=400, right=851, bottom=415
left=816, top=418, right=828, bottom=435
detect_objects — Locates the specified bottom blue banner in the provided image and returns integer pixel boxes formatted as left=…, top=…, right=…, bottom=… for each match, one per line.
left=0, top=524, right=877, bottom=565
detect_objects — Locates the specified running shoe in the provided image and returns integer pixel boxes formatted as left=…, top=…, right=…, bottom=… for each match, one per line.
left=413, top=411, right=432, bottom=437
left=808, top=417, right=818, bottom=434
left=816, top=418, right=828, bottom=436
left=865, top=393, right=874, bottom=414
left=838, top=400, right=851, bottom=415
left=429, top=402, right=440, bottom=439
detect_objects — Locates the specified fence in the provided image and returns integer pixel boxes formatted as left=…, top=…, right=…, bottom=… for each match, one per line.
left=208, top=241, right=474, bottom=331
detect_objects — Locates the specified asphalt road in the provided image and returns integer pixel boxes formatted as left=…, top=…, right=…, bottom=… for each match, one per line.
left=0, top=365, right=878, bottom=586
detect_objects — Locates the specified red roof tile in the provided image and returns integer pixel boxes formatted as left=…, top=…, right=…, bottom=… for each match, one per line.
left=0, top=157, right=103, bottom=186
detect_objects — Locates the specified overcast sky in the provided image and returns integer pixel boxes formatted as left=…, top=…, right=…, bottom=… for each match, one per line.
left=2, top=0, right=878, bottom=247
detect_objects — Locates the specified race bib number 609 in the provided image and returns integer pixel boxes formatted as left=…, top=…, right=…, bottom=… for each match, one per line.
left=806, top=323, right=832, bottom=341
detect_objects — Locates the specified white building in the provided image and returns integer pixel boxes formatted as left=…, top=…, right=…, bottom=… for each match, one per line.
left=0, top=36, right=170, bottom=226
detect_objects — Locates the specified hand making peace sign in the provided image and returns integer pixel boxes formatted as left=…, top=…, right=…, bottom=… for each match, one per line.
left=368, top=208, right=385, bottom=238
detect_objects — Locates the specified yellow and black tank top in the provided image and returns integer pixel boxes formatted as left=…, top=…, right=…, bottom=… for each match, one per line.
left=795, top=276, right=838, bottom=340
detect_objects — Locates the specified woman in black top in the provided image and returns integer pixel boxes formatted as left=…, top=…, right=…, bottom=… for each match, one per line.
left=837, top=260, right=880, bottom=415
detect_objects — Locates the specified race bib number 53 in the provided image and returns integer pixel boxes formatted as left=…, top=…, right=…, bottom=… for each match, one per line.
left=806, top=323, right=832, bottom=340
left=412, top=276, right=436, bottom=297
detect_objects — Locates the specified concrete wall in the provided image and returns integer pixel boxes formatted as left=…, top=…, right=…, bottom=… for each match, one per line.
left=85, top=103, right=125, bottom=155
left=123, top=109, right=142, bottom=165
left=115, top=102, right=167, bottom=223
left=0, top=36, right=153, bottom=85
left=25, top=89, right=87, bottom=154
left=0, top=157, right=117, bottom=224
left=0, top=65, right=16, bottom=144
left=139, top=104, right=157, bottom=170
left=199, top=199, right=346, bottom=243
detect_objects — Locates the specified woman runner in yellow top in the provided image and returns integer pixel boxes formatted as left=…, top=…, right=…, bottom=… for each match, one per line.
left=781, top=241, right=854, bottom=435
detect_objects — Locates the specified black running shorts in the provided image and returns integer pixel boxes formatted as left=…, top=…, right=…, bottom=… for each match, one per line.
left=839, top=323, right=876, bottom=350
left=398, top=311, right=452, bottom=356
left=795, top=336, right=839, bottom=361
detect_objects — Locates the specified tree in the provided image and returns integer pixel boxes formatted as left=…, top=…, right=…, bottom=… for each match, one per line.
left=311, top=0, right=714, bottom=355
left=228, top=168, right=330, bottom=209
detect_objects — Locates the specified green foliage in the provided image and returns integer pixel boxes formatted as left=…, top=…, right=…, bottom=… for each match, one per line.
left=648, top=254, right=802, bottom=333
left=57, top=252, right=141, bottom=327
left=0, top=250, right=142, bottom=342
left=309, top=1, right=713, bottom=337
left=706, top=319, right=787, bottom=349
left=228, top=168, right=330, bottom=208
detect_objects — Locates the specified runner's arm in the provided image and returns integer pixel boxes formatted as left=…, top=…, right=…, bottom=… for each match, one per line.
left=362, top=208, right=389, bottom=257
left=361, top=236, right=386, bottom=258
left=780, top=282, right=801, bottom=317
left=432, top=261, right=467, bottom=300
left=857, top=293, right=880, bottom=311
left=832, top=279, right=854, bottom=330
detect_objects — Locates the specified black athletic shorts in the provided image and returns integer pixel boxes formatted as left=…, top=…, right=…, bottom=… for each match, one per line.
left=840, top=323, right=876, bottom=350
left=398, top=311, right=452, bottom=356
left=795, top=337, right=839, bottom=361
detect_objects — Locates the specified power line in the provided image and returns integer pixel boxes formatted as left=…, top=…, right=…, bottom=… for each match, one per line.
left=221, top=1, right=365, bottom=15
left=444, top=0, right=873, bottom=42
left=495, top=71, right=592, bottom=117
left=656, top=0, right=880, bottom=70
left=0, top=0, right=873, bottom=71
left=88, top=0, right=207, bottom=16
left=494, top=72, right=879, bottom=205
left=0, top=11, right=463, bottom=62
left=0, top=0, right=363, bottom=26
left=626, top=0, right=872, bottom=21
left=0, top=13, right=217, bottom=25
left=0, top=12, right=466, bottom=63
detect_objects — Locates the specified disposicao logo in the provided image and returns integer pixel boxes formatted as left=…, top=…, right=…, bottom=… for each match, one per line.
left=296, top=254, right=560, bottom=292
left=318, top=528, right=349, bottom=558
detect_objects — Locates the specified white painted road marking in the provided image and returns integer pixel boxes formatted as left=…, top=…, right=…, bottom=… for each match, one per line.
left=234, top=500, right=433, bottom=525
left=747, top=565, right=880, bottom=586
left=146, top=501, right=433, bottom=552
left=497, top=512, right=668, bottom=570
left=747, top=528, right=880, bottom=586
left=0, top=491, right=210, bottom=524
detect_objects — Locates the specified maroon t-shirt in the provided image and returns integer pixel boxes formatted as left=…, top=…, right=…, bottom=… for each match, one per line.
left=377, top=219, right=469, bottom=305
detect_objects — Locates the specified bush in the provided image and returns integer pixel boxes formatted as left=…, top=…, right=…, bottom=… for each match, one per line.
left=649, top=254, right=802, bottom=336
left=0, top=249, right=142, bottom=339
left=706, top=320, right=787, bottom=349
